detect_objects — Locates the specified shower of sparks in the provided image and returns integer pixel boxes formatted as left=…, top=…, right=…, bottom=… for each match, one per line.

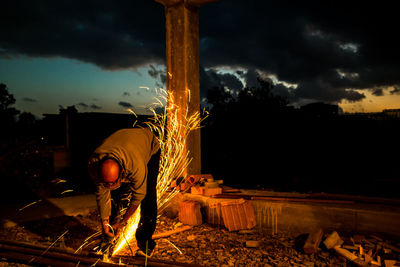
left=75, top=240, right=96, bottom=254
left=19, top=200, right=42, bottom=211
left=75, top=231, right=102, bottom=254
left=112, top=89, right=207, bottom=256
left=112, top=206, right=141, bottom=255
left=139, top=86, right=150, bottom=91
left=29, top=230, right=69, bottom=263
left=163, top=239, right=183, bottom=254
left=61, top=189, right=74, bottom=195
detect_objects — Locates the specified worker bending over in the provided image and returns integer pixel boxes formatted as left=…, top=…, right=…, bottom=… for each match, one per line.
left=88, top=127, right=160, bottom=256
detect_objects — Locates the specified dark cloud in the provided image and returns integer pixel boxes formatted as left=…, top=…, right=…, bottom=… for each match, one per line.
left=90, top=104, right=102, bottom=110
left=199, top=0, right=400, bottom=103
left=240, top=68, right=259, bottom=88
left=118, top=101, right=133, bottom=108
left=77, top=102, right=88, bottom=109
left=372, top=88, right=384, bottom=96
left=294, top=79, right=365, bottom=103
left=200, top=66, right=244, bottom=99
left=390, top=88, right=400, bottom=95
left=0, top=1, right=165, bottom=69
left=148, top=64, right=166, bottom=88
left=272, top=83, right=297, bottom=103
left=22, top=97, right=37, bottom=102
left=77, top=102, right=102, bottom=110
left=2, top=0, right=400, bottom=104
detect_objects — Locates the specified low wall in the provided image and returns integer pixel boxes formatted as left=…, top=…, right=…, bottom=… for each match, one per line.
left=165, top=192, right=400, bottom=240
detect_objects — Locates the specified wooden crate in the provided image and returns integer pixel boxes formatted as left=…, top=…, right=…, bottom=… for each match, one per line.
left=178, top=200, right=202, bottom=226
left=220, top=199, right=256, bottom=231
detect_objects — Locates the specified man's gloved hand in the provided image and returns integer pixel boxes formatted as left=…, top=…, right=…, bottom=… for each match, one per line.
left=111, top=221, right=126, bottom=238
left=102, top=218, right=114, bottom=238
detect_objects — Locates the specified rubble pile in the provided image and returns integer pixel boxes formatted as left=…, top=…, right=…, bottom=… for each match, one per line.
left=322, top=231, right=400, bottom=267
left=149, top=216, right=345, bottom=267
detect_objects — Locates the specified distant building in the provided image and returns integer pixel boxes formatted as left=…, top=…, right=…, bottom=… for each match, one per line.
left=42, top=109, right=151, bottom=180
left=300, top=102, right=339, bottom=117
left=383, top=108, right=400, bottom=118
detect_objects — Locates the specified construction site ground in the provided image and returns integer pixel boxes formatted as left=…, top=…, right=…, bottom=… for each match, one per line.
left=1, top=194, right=400, bottom=266
left=0, top=208, right=340, bottom=267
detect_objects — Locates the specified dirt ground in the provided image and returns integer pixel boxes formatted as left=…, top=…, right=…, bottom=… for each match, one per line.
left=0, top=207, right=362, bottom=267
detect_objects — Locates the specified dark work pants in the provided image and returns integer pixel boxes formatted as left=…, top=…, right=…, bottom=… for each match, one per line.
left=135, top=150, right=160, bottom=245
left=110, top=150, right=160, bottom=245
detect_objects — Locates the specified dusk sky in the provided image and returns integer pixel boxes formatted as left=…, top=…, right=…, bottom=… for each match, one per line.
left=1, top=0, right=400, bottom=118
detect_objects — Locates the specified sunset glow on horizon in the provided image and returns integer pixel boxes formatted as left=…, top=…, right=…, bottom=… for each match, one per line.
left=340, top=87, right=400, bottom=113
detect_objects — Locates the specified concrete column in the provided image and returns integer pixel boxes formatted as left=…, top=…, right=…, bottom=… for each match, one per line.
left=155, top=0, right=217, bottom=176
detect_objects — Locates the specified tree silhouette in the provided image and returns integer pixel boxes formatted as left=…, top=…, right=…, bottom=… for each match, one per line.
left=0, top=83, right=17, bottom=110
left=202, top=78, right=290, bottom=188
left=0, top=83, right=20, bottom=146
left=0, top=83, right=19, bottom=119
left=236, top=78, right=288, bottom=114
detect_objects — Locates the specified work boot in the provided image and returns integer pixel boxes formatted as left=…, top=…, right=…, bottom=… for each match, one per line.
left=136, top=239, right=156, bottom=257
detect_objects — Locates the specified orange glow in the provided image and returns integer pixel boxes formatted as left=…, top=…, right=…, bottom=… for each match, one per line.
left=340, top=87, right=400, bottom=113
left=112, top=89, right=207, bottom=256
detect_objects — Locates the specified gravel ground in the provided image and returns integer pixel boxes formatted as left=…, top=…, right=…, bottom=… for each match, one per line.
left=149, top=216, right=345, bottom=267
left=1, top=209, right=350, bottom=266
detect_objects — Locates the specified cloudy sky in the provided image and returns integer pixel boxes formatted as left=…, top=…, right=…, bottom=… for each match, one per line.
left=1, top=0, right=400, bottom=117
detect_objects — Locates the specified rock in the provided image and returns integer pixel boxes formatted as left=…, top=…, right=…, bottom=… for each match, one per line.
left=174, top=222, right=183, bottom=228
left=303, top=228, right=323, bottom=254
left=246, top=240, right=260, bottom=247
left=187, top=234, right=196, bottom=241
left=238, top=230, right=255, bottom=234
left=323, top=231, right=344, bottom=249
left=2, top=219, right=17, bottom=228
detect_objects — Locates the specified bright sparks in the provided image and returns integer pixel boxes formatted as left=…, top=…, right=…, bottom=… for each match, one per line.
left=112, top=89, right=207, bottom=255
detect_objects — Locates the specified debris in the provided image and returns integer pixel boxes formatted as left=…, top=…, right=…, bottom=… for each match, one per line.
left=384, top=260, right=400, bottom=267
left=245, top=241, right=260, bottom=248
left=238, top=230, right=255, bottom=234
left=370, top=235, right=383, bottom=242
left=365, top=253, right=373, bottom=263
left=303, top=228, right=323, bottom=254
left=186, top=235, right=196, bottom=241
left=381, top=241, right=400, bottom=254
left=323, top=231, right=344, bottom=249
left=2, top=219, right=17, bottom=229
left=333, top=246, right=367, bottom=267
left=343, top=245, right=359, bottom=251
left=152, top=225, right=192, bottom=240
left=371, top=256, right=382, bottom=266
left=353, top=235, right=366, bottom=243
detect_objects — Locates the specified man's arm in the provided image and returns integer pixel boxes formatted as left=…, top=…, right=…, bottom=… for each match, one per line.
left=112, top=202, right=139, bottom=237
left=89, top=165, right=114, bottom=237
left=122, top=202, right=139, bottom=224
left=101, top=217, right=114, bottom=238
